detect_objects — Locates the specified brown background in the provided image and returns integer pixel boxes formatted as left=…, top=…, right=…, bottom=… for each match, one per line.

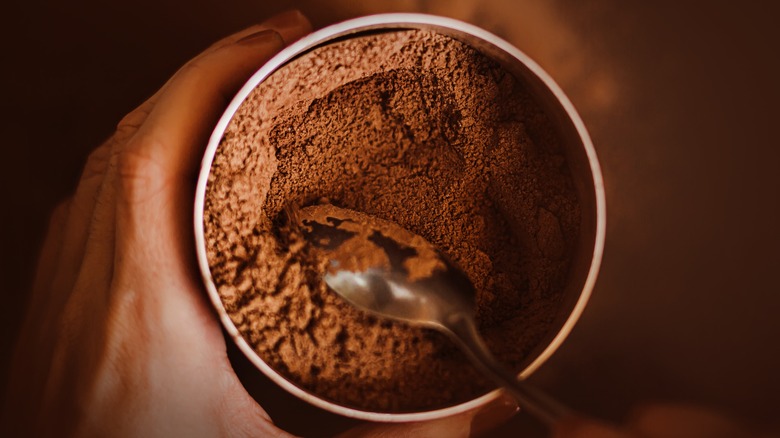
left=1, top=0, right=779, bottom=436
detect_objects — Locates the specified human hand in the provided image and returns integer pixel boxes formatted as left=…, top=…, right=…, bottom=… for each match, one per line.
left=2, top=10, right=312, bottom=437
left=1, top=9, right=521, bottom=438
left=554, top=404, right=763, bottom=438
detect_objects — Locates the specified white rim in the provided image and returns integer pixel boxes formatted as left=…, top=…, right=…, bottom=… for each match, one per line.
left=193, top=13, right=606, bottom=422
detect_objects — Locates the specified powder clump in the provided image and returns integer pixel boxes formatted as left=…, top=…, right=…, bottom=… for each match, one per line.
left=204, top=29, right=580, bottom=412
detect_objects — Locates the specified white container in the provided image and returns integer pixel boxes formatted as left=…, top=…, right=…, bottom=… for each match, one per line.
left=194, top=13, right=606, bottom=422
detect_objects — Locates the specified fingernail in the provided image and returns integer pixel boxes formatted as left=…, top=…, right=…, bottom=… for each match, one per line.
left=262, top=9, right=306, bottom=29
left=470, top=395, right=520, bottom=437
left=236, top=29, right=283, bottom=46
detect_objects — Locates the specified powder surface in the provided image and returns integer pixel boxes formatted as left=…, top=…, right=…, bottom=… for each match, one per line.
left=203, top=29, right=580, bottom=412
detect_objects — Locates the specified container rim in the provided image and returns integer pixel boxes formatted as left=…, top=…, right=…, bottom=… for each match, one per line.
left=193, top=12, right=606, bottom=423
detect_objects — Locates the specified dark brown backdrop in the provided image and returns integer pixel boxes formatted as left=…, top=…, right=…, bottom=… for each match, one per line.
left=2, top=1, right=779, bottom=436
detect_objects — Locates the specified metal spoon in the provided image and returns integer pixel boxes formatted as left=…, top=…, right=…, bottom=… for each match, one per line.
left=294, top=204, right=574, bottom=425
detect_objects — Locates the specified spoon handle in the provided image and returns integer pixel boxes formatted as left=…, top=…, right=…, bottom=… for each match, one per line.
left=445, top=314, right=573, bottom=425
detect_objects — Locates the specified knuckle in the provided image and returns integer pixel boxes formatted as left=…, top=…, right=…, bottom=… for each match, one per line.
left=116, top=135, right=167, bottom=204
left=81, top=141, right=112, bottom=182
left=116, top=102, right=153, bottom=142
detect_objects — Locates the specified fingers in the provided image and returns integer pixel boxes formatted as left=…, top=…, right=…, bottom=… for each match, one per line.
left=469, top=395, right=520, bottom=437
left=32, top=199, right=71, bottom=299
left=44, top=22, right=286, bottom=418
left=7, top=11, right=312, bottom=436
left=552, top=416, right=636, bottom=438
left=339, top=395, right=518, bottom=438
left=98, top=14, right=312, bottom=409
left=4, top=199, right=71, bottom=430
left=339, top=415, right=475, bottom=438
left=47, top=137, right=114, bottom=291
left=626, top=404, right=753, bottom=438
left=30, top=139, right=118, bottom=407
left=36, top=8, right=311, bottom=398
left=553, top=404, right=756, bottom=438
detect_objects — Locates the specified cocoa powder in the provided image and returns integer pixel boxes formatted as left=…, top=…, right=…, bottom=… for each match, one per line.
left=203, top=29, right=580, bottom=412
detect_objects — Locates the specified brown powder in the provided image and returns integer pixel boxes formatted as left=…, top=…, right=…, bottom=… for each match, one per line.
left=203, top=29, right=580, bottom=412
